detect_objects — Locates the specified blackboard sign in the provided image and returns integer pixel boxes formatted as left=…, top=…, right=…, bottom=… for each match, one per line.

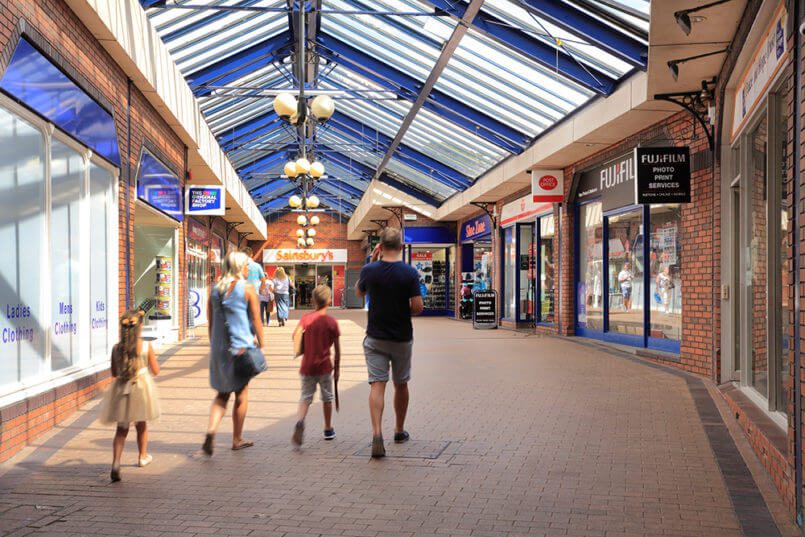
left=634, top=147, right=691, bottom=204
left=472, top=290, right=497, bottom=329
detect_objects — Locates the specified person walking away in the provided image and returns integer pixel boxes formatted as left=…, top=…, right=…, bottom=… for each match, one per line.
left=243, top=247, right=268, bottom=304
left=273, top=267, right=291, bottom=327
left=100, top=310, right=161, bottom=482
left=618, top=261, right=634, bottom=311
left=259, top=279, right=275, bottom=326
left=291, top=285, right=341, bottom=446
left=355, top=228, right=424, bottom=458
left=203, top=251, right=265, bottom=455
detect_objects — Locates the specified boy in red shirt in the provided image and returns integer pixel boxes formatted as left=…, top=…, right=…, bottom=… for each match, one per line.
left=292, top=285, right=341, bottom=445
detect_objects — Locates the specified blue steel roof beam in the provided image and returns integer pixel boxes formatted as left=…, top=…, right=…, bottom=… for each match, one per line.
left=327, top=112, right=472, bottom=190
left=317, top=145, right=443, bottom=207
left=160, top=0, right=268, bottom=42
left=218, top=111, right=282, bottom=150
left=238, top=150, right=291, bottom=176
left=247, top=178, right=285, bottom=195
left=316, top=35, right=529, bottom=153
left=312, top=185, right=360, bottom=208
left=187, top=32, right=293, bottom=96
left=222, top=122, right=288, bottom=156
left=259, top=195, right=296, bottom=211
left=252, top=180, right=297, bottom=203
left=314, top=177, right=365, bottom=199
left=517, top=0, right=647, bottom=67
left=417, top=0, right=617, bottom=94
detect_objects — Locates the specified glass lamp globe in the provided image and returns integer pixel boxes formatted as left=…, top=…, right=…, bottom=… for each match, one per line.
left=297, top=238, right=306, bottom=248
left=297, top=214, right=307, bottom=226
left=306, top=195, right=320, bottom=209
left=284, top=161, right=298, bottom=177
left=306, top=237, right=315, bottom=246
left=310, top=161, right=325, bottom=178
left=295, top=158, right=311, bottom=175
left=310, top=215, right=320, bottom=226
left=307, top=228, right=316, bottom=237
left=273, top=93, right=297, bottom=118
left=296, top=229, right=305, bottom=238
left=288, top=195, right=302, bottom=208
left=311, top=95, right=335, bottom=121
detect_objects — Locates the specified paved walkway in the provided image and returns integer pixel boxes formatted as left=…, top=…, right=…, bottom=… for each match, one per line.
left=0, top=312, right=799, bottom=537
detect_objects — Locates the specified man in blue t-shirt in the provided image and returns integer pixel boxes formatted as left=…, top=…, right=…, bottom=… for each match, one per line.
left=356, top=228, right=423, bottom=458
left=242, top=247, right=267, bottom=296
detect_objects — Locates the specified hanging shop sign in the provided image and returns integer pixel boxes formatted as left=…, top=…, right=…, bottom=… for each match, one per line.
left=574, top=153, right=635, bottom=211
left=137, top=150, right=183, bottom=222
left=461, top=214, right=492, bottom=242
left=634, top=147, right=691, bottom=204
left=472, top=290, right=498, bottom=329
left=404, top=226, right=454, bottom=244
left=531, top=170, right=564, bottom=203
left=731, top=3, right=789, bottom=141
left=185, top=185, right=226, bottom=216
left=501, top=194, right=553, bottom=228
left=403, top=212, right=418, bottom=222
left=263, top=249, right=348, bottom=264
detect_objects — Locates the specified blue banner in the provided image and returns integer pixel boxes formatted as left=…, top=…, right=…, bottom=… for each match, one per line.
left=186, top=185, right=225, bottom=215
left=137, top=150, right=183, bottom=221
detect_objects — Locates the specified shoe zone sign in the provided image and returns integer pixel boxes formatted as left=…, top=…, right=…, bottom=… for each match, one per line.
left=186, top=185, right=226, bottom=216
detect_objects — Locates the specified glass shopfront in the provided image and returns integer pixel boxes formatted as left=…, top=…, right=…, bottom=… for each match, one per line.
left=459, top=215, right=493, bottom=320
left=575, top=153, right=682, bottom=353
left=403, top=226, right=455, bottom=315
left=186, top=218, right=209, bottom=326
left=263, top=249, right=348, bottom=309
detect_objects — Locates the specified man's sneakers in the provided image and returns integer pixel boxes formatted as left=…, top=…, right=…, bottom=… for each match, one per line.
left=393, top=431, right=410, bottom=444
left=323, top=428, right=336, bottom=440
left=371, top=435, right=386, bottom=458
left=292, top=421, right=304, bottom=446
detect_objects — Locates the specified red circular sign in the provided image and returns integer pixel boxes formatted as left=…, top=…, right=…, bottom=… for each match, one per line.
left=538, top=175, right=558, bottom=190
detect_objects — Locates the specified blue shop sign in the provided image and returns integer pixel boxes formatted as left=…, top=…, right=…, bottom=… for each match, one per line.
left=460, top=214, right=492, bottom=242
left=185, top=185, right=225, bottom=216
left=404, top=226, right=454, bottom=245
left=137, top=150, right=183, bottom=221
left=0, top=38, right=121, bottom=166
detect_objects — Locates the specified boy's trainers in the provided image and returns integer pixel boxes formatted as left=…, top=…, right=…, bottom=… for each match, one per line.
left=394, top=431, right=410, bottom=443
left=323, top=428, right=336, bottom=440
left=292, top=421, right=304, bottom=446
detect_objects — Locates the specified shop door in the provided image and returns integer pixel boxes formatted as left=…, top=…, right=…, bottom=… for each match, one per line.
left=606, top=208, right=643, bottom=345
left=187, top=252, right=208, bottom=326
left=345, top=269, right=363, bottom=308
left=295, top=264, right=316, bottom=309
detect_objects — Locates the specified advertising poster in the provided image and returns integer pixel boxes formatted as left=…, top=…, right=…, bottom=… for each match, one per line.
left=155, top=256, right=173, bottom=317
left=412, top=251, right=433, bottom=298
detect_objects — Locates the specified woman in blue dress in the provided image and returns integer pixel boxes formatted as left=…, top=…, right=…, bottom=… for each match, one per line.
left=273, top=267, right=291, bottom=327
left=202, top=251, right=264, bottom=455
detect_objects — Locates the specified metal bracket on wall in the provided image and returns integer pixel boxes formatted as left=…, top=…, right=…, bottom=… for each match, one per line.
left=370, top=219, right=389, bottom=230
left=470, top=201, right=497, bottom=229
left=237, top=232, right=250, bottom=247
left=654, top=78, right=716, bottom=150
left=226, top=221, right=243, bottom=238
left=382, top=206, right=403, bottom=227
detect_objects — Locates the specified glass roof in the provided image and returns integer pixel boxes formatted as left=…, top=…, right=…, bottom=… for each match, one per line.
left=145, top=0, right=649, bottom=216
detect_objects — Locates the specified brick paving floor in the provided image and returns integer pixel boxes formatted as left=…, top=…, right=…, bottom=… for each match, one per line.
left=0, top=312, right=798, bottom=537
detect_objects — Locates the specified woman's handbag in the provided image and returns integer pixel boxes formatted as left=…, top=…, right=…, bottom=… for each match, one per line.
left=218, top=285, right=267, bottom=382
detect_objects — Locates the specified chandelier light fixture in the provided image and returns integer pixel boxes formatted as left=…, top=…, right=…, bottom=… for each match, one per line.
left=276, top=5, right=334, bottom=248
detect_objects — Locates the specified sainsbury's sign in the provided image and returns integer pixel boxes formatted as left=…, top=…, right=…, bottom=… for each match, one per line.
left=263, top=249, right=348, bottom=264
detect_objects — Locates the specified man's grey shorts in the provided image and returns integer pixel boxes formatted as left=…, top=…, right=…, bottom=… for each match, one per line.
left=363, top=336, right=413, bottom=384
left=300, top=374, right=334, bottom=403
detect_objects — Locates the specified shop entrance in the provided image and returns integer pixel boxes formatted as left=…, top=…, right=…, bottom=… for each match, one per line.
left=294, top=264, right=316, bottom=309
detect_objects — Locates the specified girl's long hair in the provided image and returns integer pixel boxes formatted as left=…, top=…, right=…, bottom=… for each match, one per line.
left=216, top=251, right=250, bottom=295
left=275, top=267, right=286, bottom=280
left=115, top=310, right=144, bottom=381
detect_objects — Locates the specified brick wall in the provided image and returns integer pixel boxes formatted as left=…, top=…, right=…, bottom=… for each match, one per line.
left=0, top=0, right=186, bottom=462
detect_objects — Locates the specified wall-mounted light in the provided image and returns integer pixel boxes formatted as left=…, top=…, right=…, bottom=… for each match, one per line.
left=667, top=49, right=728, bottom=81
left=674, top=0, right=733, bottom=35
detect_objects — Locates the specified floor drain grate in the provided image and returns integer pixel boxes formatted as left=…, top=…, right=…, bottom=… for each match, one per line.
left=353, top=440, right=451, bottom=459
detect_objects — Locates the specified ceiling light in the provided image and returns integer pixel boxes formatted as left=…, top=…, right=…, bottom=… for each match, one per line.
left=310, top=161, right=325, bottom=178
left=311, top=95, right=335, bottom=121
left=307, top=228, right=316, bottom=237
left=273, top=93, right=297, bottom=118
left=297, top=214, right=307, bottom=226
left=310, top=215, right=320, bottom=226
left=306, top=195, right=320, bottom=209
left=284, top=161, right=298, bottom=178
left=306, top=237, right=315, bottom=246
left=288, top=195, right=302, bottom=208
left=674, top=0, right=732, bottom=36
left=667, top=49, right=728, bottom=82
left=296, top=229, right=305, bottom=238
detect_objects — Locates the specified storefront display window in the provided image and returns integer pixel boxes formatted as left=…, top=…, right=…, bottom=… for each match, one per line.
left=607, top=209, right=643, bottom=339
left=503, top=227, right=516, bottom=319
left=649, top=205, right=682, bottom=343
left=411, top=248, right=449, bottom=311
left=538, top=216, right=554, bottom=324
left=187, top=218, right=209, bottom=326
left=519, top=224, right=535, bottom=323
left=0, top=99, right=118, bottom=394
left=750, top=117, right=768, bottom=397
left=578, top=202, right=603, bottom=331
left=474, top=242, right=493, bottom=291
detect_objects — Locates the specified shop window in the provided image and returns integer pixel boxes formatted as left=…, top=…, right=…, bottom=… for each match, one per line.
left=503, top=227, right=516, bottom=319
left=518, top=224, right=535, bottom=323
left=649, top=205, right=682, bottom=343
left=778, top=96, right=791, bottom=411
left=607, top=209, right=643, bottom=339
left=89, top=163, right=113, bottom=363
left=750, top=117, right=769, bottom=397
left=50, top=138, right=84, bottom=371
left=578, top=202, right=603, bottom=331
left=0, top=106, right=46, bottom=385
left=538, top=216, right=554, bottom=324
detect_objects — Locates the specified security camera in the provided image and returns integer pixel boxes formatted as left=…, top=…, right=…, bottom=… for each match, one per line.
left=800, top=21, right=805, bottom=36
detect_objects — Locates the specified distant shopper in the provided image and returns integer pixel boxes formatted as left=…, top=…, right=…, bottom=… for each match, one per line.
left=273, top=267, right=291, bottom=327
left=203, top=251, right=265, bottom=456
left=656, top=265, right=674, bottom=314
left=260, top=280, right=275, bottom=326
left=618, top=262, right=634, bottom=311
left=356, top=227, right=424, bottom=458
left=291, top=285, right=341, bottom=446
left=243, top=247, right=267, bottom=297
left=100, top=310, right=161, bottom=482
